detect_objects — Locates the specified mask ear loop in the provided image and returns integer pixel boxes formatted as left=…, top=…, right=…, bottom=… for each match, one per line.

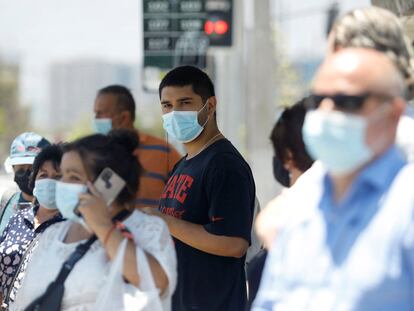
left=199, top=101, right=210, bottom=127
left=165, top=131, right=170, bottom=184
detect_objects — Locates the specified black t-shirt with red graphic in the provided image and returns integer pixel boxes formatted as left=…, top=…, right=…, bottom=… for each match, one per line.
left=159, top=139, right=255, bottom=311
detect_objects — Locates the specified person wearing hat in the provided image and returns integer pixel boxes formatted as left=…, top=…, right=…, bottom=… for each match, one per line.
left=0, top=132, right=50, bottom=234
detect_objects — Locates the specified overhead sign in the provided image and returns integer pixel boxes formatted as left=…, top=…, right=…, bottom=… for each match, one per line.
left=142, top=0, right=233, bottom=91
left=143, top=0, right=208, bottom=69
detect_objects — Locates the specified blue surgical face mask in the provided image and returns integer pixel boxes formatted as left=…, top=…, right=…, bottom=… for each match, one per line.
left=93, top=118, right=112, bottom=135
left=162, top=103, right=209, bottom=143
left=55, top=181, right=88, bottom=223
left=33, top=178, right=57, bottom=210
left=302, top=110, right=373, bottom=175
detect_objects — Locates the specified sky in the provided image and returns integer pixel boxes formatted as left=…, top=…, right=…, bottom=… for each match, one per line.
left=0, top=0, right=142, bottom=63
left=272, top=0, right=371, bottom=60
left=0, top=0, right=143, bottom=112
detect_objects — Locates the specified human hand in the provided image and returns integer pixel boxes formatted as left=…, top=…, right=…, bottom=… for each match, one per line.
left=77, top=182, right=113, bottom=233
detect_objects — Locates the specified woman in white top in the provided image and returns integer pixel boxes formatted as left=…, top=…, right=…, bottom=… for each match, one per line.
left=10, top=129, right=176, bottom=310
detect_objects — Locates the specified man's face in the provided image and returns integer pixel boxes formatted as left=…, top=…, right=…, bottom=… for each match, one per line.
left=160, top=85, right=211, bottom=124
left=94, top=94, right=123, bottom=128
left=311, top=50, right=401, bottom=157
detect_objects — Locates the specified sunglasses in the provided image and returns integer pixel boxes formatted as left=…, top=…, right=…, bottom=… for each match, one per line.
left=305, top=93, right=391, bottom=112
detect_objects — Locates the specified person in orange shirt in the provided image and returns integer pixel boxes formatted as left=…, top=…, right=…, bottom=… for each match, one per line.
left=92, top=85, right=182, bottom=208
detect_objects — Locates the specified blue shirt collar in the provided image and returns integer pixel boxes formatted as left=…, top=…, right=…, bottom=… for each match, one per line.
left=353, top=146, right=406, bottom=191
left=322, top=146, right=406, bottom=209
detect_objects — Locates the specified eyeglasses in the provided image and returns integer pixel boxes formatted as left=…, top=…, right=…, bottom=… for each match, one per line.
left=305, top=93, right=392, bottom=112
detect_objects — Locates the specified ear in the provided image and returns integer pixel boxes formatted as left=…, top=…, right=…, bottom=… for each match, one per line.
left=207, top=96, right=217, bottom=116
left=283, top=149, right=294, bottom=170
left=391, top=97, right=405, bottom=121
left=119, top=111, right=133, bottom=127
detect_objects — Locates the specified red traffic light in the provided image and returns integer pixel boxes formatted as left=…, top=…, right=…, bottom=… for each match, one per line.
left=215, top=20, right=228, bottom=35
left=204, top=20, right=229, bottom=35
left=204, top=20, right=215, bottom=35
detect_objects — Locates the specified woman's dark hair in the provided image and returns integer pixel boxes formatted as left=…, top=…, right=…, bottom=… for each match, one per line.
left=62, top=129, right=142, bottom=206
left=29, top=144, right=63, bottom=191
left=270, top=97, right=314, bottom=172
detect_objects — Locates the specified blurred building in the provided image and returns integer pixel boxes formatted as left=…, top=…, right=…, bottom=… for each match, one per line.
left=48, top=59, right=139, bottom=133
left=0, top=59, right=29, bottom=164
left=293, top=58, right=322, bottom=85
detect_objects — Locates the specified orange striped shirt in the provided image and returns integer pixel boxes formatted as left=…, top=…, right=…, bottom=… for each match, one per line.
left=135, top=132, right=182, bottom=208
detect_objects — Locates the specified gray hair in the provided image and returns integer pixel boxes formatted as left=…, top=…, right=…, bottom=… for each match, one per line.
left=332, top=6, right=414, bottom=98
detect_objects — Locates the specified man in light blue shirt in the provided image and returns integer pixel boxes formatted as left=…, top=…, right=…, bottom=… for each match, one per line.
left=253, top=48, right=414, bottom=311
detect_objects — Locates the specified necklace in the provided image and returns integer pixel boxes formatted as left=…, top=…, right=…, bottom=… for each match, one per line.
left=187, top=133, right=223, bottom=159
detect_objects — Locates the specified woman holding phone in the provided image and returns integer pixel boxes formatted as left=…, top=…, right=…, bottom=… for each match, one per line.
left=10, top=130, right=176, bottom=311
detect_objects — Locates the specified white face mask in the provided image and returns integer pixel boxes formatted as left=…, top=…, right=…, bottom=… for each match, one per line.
left=33, top=179, right=57, bottom=210
left=302, top=110, right=373, bottom=175
left=55, top=181, right=88, bottom=223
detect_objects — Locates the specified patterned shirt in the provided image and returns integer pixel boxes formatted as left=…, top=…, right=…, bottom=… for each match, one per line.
left=0, top=192, right=31, bottom=235
left=0, top=204, right=63, bottom=300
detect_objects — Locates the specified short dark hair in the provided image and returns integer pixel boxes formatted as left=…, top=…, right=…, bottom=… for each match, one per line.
left=29, top=144, right=63, bottom=191
left=62, top=129, right=142, bottom=206
left=270, top=98, right=314, bottom=172
left=159, top=66, right=215, bottom=102
left=97, top=85, right=136, bottom=122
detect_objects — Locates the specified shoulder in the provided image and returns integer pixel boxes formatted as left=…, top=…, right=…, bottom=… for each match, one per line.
left=4, top=206, right=29, bottom=226
left=139, top=132, right=169, bottom=148
left=140, top=132, right=165, bottom=145
left=393, top=162, right=414, bottom=181
left=272, top=163, right=326, bottom=226
left=1, top=188, right=18, bottom=203
left=37, top=220, right=67, bottom=243
left=384, top=163, right=414, bottom=209
left=139, top=133, right=180, bottom=154
left=397, top=115, right=414, bottom=162
left=290, top=161, right=325, bottom=192
left=1, top=190, right=19, bottom=210
left=207, top=140, right=252, bottom=174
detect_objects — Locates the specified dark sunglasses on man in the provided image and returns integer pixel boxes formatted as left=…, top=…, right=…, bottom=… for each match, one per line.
left=305, top=93, right=393, bottom=112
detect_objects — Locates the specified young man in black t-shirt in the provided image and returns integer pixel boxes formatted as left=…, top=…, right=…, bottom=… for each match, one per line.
left=143, top=66, right=255, bottom=311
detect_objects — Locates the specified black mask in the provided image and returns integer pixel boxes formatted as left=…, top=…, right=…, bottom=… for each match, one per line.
left=272, top=156, right=290, bottom=187
left=14, top=169, right=33, bottom=195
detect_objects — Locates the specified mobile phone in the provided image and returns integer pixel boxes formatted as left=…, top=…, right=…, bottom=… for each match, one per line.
left=94, top=167, right=126, bottom=205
